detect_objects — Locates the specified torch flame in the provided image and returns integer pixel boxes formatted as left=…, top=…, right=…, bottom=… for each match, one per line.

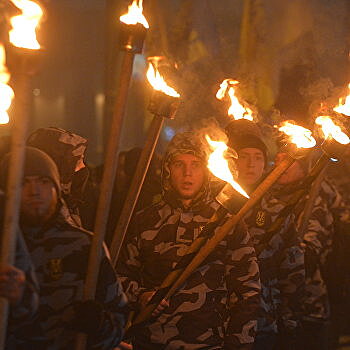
left=205, top=135, right=249, bottom=198
left=9, top=0, right=43, bottom=50
left=315, top=116, right=350, bottom=145
left=0, top=45, right=14, bottom=124
left=278, top=121, right=316, bottom=149
left=120, top=0, right=149, bottom=29
left=333, top=83, right=350, bottom=116
left=216, top=79, right=253, bottom=121
left=146, top=62, right=180, bottom=98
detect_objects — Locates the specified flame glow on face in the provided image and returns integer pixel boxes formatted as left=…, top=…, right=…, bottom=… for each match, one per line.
left=216, top=79, right=253, bottom=121
left=205, top=135, right=249, bottom=198
left=120, top=0, right=149, bottom=28
left=333, top=83, right=350, bottom=116
left=278, top=121, right=316, bottom=149
left=146, top=61, right=180, bottom=98
left=0, top=45, right=14, bottom=124
left=9, top=0, right=43, bottom=49
left=315, top=116, right=350, bottom=145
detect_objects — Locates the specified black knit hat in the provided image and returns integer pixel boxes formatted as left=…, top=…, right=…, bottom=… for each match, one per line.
left=225, top=119, right=268, bottom=161
left=0, top=147, right=61, bottom=196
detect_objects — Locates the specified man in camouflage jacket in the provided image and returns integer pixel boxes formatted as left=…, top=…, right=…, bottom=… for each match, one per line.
left=226, top=120, right=305, bottom=350
left=117, top=131, right=261, bottom=350
left=274, top=152, right=343, bottom=350
left=27, top=127, right=98, bottom=230
left=0, top=147, right=127, bottom=350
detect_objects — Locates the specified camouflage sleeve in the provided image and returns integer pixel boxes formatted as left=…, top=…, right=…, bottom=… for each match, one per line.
left=300, top=186, right=335, bottom=257
left=116, top=218, right=146, bottom=306
left=224, top=222, right=261, bottom=349
left=9, top=232, right=39, bottom=325
left=276, top=223, right=305, bottom=324
left=88, top=245, right=128, bottom=349
left=6, top=232, right=42, bottom=346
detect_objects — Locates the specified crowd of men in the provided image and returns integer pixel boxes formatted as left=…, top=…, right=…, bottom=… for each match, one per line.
left=0, top=121, right=349, bottom=350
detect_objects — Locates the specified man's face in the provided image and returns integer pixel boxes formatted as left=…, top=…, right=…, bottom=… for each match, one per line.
left=169, top=153, right=206, bottom=200
left=21, top=176, right=58, bottom=226
left=275, top=152, right=306, bottom=185
left=236, top=148, right=265, bottom=186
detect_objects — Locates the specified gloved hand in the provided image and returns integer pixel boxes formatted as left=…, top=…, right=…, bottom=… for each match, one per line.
left=71, top=300, right=106, bottom=334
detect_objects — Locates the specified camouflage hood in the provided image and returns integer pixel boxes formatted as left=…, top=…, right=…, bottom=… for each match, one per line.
left=27, top=127, right=88, bottom=195
left=161, top=131, right=210, bottom=209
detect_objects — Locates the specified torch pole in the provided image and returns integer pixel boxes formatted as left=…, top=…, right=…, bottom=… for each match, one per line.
left=82, top=50, right=134, bottom=299
left=110, top=114, right=164, bottom=265
left=75, top=22, right=147, bottom=350
left=111, top=88, right=180, bottom=266
left=298, top=166, right=327, bottom=237
left=0, top=51, right=36, bottom=349
left=129, top=208, right=224, bottom=328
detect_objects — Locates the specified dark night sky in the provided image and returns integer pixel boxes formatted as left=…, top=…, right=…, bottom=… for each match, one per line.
left=2, top=0, right=349, bottom=165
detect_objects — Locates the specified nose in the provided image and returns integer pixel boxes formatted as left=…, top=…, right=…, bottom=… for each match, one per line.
left=26, top=181, right=40, bottom=196
left=183, top=164, right=192, bottom=176
left=247, top=157, right=254, bottom=167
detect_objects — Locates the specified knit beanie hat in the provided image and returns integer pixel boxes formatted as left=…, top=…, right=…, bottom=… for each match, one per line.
left=0, top=147, right=61, bottom=197
left=225, top=119, right=268, bottom=161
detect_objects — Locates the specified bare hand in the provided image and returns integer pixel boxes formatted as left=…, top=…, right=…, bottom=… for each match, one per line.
left=139, top=291, right=169, bottom=317
left=0, top=265, right=25, bottom=305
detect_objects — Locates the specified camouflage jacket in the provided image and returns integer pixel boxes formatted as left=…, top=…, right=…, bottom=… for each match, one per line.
left=293, top=177, right=342, bottom=321
left=244, top=184, right=305, bottom=335
left=21, top=211, right=127, bottom=350
left=118, top=196, right=261, bottom=350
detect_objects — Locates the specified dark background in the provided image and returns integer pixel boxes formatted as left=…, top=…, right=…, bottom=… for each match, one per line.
left=1, top=0, right=350, bottom=165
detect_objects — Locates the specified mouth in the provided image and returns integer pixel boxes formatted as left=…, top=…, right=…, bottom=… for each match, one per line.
left=27, top=200, right=44, bottom=206
left=246, top=172, right=255, bottom=176
left=181, top=182, right=193, bottom=188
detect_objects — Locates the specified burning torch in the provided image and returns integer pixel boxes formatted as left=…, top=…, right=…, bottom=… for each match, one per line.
left=216, top=78, right=254, bottom=121
left=0, top=0, right=43, bottom=347
left=110, top=57, right=180, bottom=266
left=77, top=2, right=148, bottom=348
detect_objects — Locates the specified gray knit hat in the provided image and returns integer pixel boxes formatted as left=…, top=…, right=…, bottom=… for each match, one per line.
left=0, top=147, right=61, bottom=197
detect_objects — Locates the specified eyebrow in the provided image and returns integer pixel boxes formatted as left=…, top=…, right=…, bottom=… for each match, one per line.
left=240, top=151, right=263, bottom=156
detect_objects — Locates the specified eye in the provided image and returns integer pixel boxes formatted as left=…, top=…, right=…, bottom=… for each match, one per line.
left=172, top=161, right=183, bottom=168
left=192, top=161, right=202, bottom=169
left=40, top=177, right=51, bottom=185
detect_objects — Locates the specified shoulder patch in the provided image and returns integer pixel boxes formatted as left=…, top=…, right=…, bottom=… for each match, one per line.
left=47, top=258, right=63, bottom=281
left=256, top=210, right=266, bottom=227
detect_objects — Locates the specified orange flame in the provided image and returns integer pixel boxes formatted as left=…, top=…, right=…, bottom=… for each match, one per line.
left=120, top=0, right=149, bottom=29
left=9, top=0, right=43, bottom=49
left=146, top=60, right=180, bottom=98
left=333, top=83, right=350, bottom=116
left=205, top=135, right=249, bottom=198
left=278, top=121, right=316, bottom=149
left=0, top=45, right=14, bottom=124
left=216, top=79, right=253, bottom=121
left=315, top=116, right=350, bottom=145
